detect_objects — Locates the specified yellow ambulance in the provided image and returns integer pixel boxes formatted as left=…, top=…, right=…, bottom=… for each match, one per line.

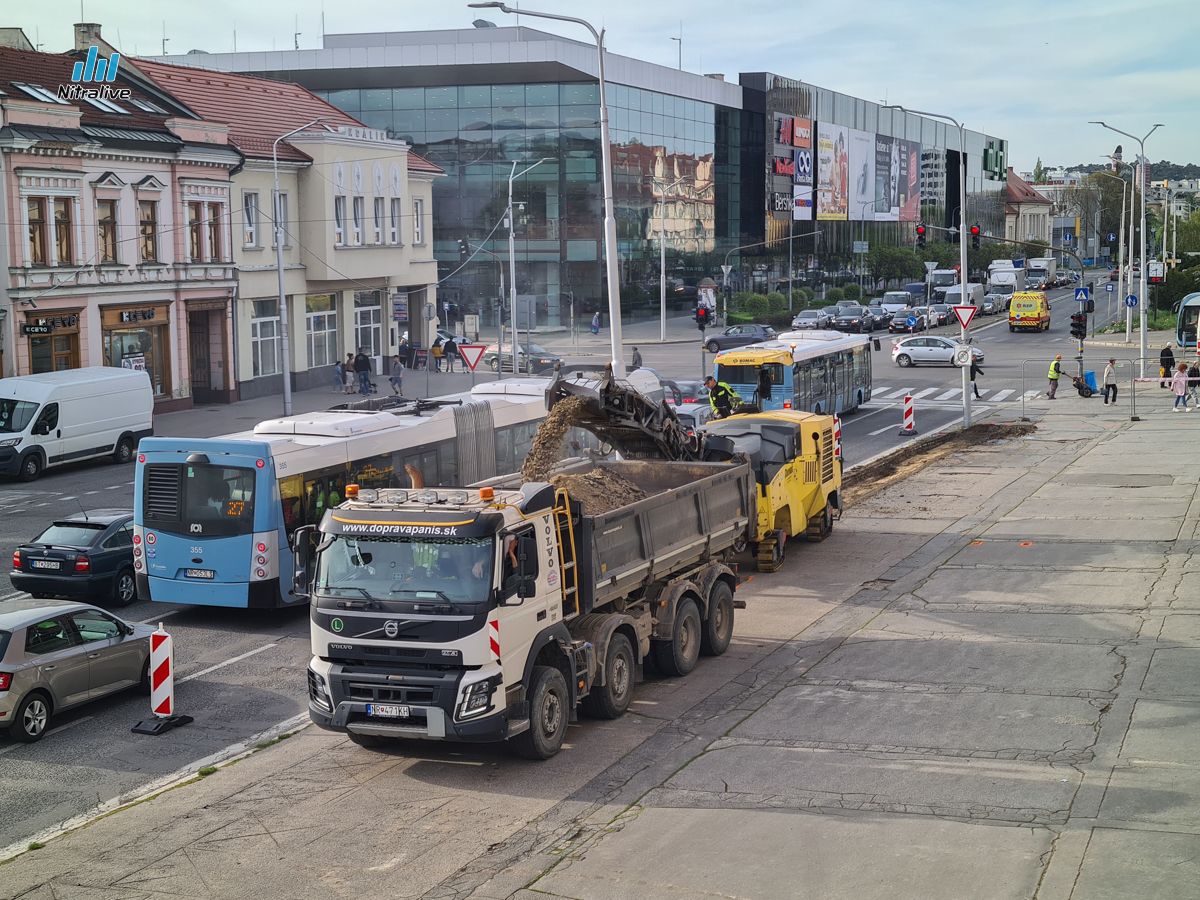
left=1008, top=290, right=1051, bottom=332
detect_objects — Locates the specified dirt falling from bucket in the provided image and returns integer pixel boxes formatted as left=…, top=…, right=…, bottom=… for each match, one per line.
left=550, top=469, right=647, bottom=515
left=522, top=396, right=591, bottom=482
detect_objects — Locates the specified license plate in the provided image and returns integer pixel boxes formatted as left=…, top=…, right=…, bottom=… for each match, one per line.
left=31, top=560, right=60, bottom=570
left=185, top=568, right=215, bottom=579
left=366, top=704, right=410, bottom=718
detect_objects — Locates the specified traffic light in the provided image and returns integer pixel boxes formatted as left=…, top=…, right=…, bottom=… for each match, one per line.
left=970, top=224, right=981, bottom=250
left=696, top=306, right=709, bottom=331
left=916, top=224, right=926, bottom=249
left=1070, top=312, right=1088, bottom=340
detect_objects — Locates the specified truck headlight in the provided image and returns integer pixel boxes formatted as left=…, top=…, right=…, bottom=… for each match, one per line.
left=308, top=669, right=332, bottom=713
left=459, top=679, right=496, bottom=718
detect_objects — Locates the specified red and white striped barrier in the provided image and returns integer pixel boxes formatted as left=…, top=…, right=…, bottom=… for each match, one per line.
left=898, top=394, right=918, bottom=436
left=833, top=414, right=842, bottom=459
left=131, top=623, right=193, bottom=735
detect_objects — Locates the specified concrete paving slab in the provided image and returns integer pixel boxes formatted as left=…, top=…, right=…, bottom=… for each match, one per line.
left=1167, top=572, right=1200, bottom=609
left=730, top=686, right=1101, bottom=758
left=1120, top=700, right=1200, bottom=763
left=1158, top=614, right=1200, bottom=644
left=531, top=806, right=1049, bottom=900
left=1099, top=765, right=1200, bottom=828
left=1027, top=482, right=1185, bottom=503
left=1141, top=648, right=1200, bottom=696
left=945, top=538, right=1170, bottom=571
left=661, top=745, right=1080, bottom=823
left=983, top=519, right=1183, bottom=541
left=912, top=567, right=1161, bottom=609
left=861, top=610, right=1141, bottom=645
left=1002, top=497, right=1193, bottom=519
left=812, top=639, right=1122, bottom=694
left=1053, top=473, right=1176, bottom=486
left=1071, top=828, right=1200, bottom=900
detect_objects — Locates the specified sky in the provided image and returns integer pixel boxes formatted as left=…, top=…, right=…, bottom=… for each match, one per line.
left=15, top=0, right=1200, bottom=172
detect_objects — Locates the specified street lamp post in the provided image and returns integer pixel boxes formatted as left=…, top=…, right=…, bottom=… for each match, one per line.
left=655, top=174, right=688, bottom=342
left=506, top=158, right=549, bottom=375
left=1096, top=169, right=1128, bottom=339
left=886, top=105, right=971, bottom=428
left=272, top=116, right=335, bottom=416
left=468, top=241, right=506, bottom=380
left=1091, top=122, right=1163, bottom=377
left=471, top=2, right=625, bottom=376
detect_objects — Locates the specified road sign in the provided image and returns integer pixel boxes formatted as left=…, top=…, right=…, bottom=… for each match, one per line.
left=720, top=264, right=732, bottom=280
left=853, top=240, right=869, bottom=254
left=1108, top=232, right=1117, bottom=242
left=906, top=316, right=917, bottom=328
left=924, top=261, right=937, bottom=273
left=1106, top=282, right=1115, bottom=293
left=1074, top=287, right=1090, bottom=302
left=458, top=344, right=487, bottom=372
left=1125, top=295, right=1138, bottom=308
left=953, top=345, right=974, bottom=367
left=952, top=305, right=976, bottom=329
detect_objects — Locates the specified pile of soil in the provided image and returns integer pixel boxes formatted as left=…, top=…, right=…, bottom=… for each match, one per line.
left=843, top=422, right=1036, bottom=509
left=522, top=396, right=591, bottom=482
left=550, top=469, right=648, bottom=515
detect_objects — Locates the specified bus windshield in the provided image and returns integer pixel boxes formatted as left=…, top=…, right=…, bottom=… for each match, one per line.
left=717, top=363, right=786, bottom=387
left=315, top=536, right=495, bottom=607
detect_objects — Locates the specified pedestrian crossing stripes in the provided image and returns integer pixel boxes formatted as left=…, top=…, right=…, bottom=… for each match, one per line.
left=935, top=389, right=960, bottom=401
left=989, top=389, right=1014, bottom=402
left=881, top=388, right=911, bottom=400
left=910, top=388, right=938, bottom=399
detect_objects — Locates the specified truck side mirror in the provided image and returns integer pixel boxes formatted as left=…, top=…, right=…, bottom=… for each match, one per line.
left=291, top=525, right=317, bottom=599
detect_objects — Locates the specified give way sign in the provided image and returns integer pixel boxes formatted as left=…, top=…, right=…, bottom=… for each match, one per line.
left=952, top=305, right=977, bottom=329
left=457, top=344, right=487, bottom=372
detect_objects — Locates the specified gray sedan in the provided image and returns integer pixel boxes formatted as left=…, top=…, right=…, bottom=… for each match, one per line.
left=0, top=600, right=153, bottom=742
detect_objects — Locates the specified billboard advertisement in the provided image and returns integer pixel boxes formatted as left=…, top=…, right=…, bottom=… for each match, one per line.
left=776, top=115, right=793, bottom=146
left=874, top=134, right=898, bottom=221
left=793, top=148, right=813, bottom=186
left=816, top=122, right=848, bottom=220
left=793, top=117, right=812, bottom=149
left=848, top=129, right=875, bottom=221
left=793, top=184, right=813, bottom=221
left=899, top=139, right=920, bottom=221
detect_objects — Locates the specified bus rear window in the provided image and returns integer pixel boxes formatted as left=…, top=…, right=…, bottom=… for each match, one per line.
left=144, top=463, right=257, bottom=536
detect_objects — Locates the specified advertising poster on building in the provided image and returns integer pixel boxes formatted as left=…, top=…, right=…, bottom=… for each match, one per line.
left=848, top=129, right=876, bottom=221
left=793, top=117, right=812, bottom=149
left=793, top=148, right=813, bottom=186
left=776, top=115, right=793, bottom=146
left=899, top=140, right=921, bottom=221
left=817, top=122, right=848, bottom=220
left=793, top=184, right=813, bottom=220
left=874, top=134, right=898, bottom=221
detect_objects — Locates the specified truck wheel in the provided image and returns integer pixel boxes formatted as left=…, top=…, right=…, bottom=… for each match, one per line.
left=653, top=597, right=701, bottom=677
left=347, top=732, right=389, bottom=749
left=581, top=633, right=634, bottom=719
left=512, top=665, right=569, bottom=760
left=701, top=582, right=735, bottom=656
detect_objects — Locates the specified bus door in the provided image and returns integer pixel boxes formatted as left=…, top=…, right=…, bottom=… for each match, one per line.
left=793, top=363, right=807, bottom=411
left=810, top=360, right=827, bottom=414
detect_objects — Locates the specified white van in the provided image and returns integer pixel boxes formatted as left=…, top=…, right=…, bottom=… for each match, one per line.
left=943, top=283, right=985, bottom=308
left=0, top=368, right=154, bottom=481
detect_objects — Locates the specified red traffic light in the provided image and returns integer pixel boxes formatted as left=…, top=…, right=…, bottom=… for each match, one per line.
left=916, top=225, right=926, bottom=234
left=969, top=225, right=980, bottom=236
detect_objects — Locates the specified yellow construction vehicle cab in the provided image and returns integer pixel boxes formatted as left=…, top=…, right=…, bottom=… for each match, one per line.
left=698, top=409, right=841, bottom=572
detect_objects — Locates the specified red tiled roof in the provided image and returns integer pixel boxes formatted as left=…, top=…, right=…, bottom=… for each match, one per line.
left=1005, top=203, right=1019, bottom=216
left=1006, top=167, right=1051, bottom=206
left=134, top=58, right=442, bottom=174
left=407, top=152, right=443, bottom=175
left=0, top=46, right=191, bottom=134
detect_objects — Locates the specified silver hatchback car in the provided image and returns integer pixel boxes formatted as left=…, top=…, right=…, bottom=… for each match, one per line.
left=0, top=599, right=154, bottom=742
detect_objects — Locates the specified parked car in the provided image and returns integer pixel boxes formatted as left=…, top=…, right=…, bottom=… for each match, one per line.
left=981, top=293, right=1005, bottom=315
left=10, top=510, right=136, bottom=606
left=703, top=324, right=777, bottom=353
left=892, top=335, right=984, bottom=368
left=889, top=308, right=928, bottom=333
left=831, top=307, right=876, bottom=333
left=481, top=343, right=562, bottom=374
left=662, top=380, right=710, bottom=405
left=928, top=304, right=952, bottom=327
left=866, top=301, right=894, bottom=328
left=0, top=599, right=154, bottom=742
left=673, top=401, right=715, bottom=434
left=791, top=308, right=834, bottom=330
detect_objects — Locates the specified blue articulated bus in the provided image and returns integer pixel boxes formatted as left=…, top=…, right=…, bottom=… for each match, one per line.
left=1176, top=292, right=1200, bottom=350
left=133, top=381, right=565, bottom=609
left=712, top=331, right=873, bottom=414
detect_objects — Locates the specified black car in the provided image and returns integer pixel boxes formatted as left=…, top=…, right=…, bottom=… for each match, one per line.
left=703, top=324, right=777, bottom=353
left=928, top=304, right=952, bottom=327
left=791, top=308, right=834, bottom=329
left=482, top=343, right=562, bottom=374
left=866, top=302, right=894, bottom=327
left=831, top=306, right=876, bottom=333
left=11, top=510, right=136, bottom=606
left=888, top=308, right=928, bottom=333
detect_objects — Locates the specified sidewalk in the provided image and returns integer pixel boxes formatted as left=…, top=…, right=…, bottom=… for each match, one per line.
left=6, top=402, right=1200, bottom=899
left=536, top=313, right=704, bottom=353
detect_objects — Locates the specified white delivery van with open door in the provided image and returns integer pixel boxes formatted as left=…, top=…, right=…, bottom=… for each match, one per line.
left=0, top=367, right=154, bottom=481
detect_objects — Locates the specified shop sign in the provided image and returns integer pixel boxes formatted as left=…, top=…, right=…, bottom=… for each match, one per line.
left=392, top=292, right=409, bottom=323
left=774, top=157, right=795, bottom=176
left=776, top=116, right=793, bottom=145
left=22, top=324, right=52, bottom=336
left=793, top=118, right=812, bottom=149
left=771, top=192, right=791, bottom=212
left=23, top=314, right=79, bottom=333
left=119, top=308, right=156, bottom=323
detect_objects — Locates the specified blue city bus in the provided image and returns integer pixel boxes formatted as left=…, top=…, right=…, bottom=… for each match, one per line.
left=712, top=332, right=872, bottom=415
left=1176, top=292, right=1200, bottom=349
left=133, top=381, right=565, bottom=609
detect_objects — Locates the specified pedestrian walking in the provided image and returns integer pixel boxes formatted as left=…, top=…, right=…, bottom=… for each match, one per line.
left=1047, top=355, right=1062, bottom=399
left=443, top=335, right=457, bottom=373
left=1160, top=344, right=1175, bottom=387
left=343, top=353, right=356, bottom=394
left=1103, top=358, right=1119, bottom=405
left=591, top=312, right=600, bottom=334
left=1188, top=360, right=1200, bottom=406
left=333, top=358, right=344, bottom=393
left=1171, top=362, right=1191, bottom=411
left=631, top=346, right=643, bottom=368
left=353, top=349, right=371, bottom=396
left=969, top=358, right=983, bottom=399
left=398, top=338, right=410, bottom=370
left=389, top=354, right=404, bottom=396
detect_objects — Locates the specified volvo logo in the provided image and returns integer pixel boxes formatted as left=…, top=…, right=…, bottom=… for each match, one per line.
left=384, top=620, right=400, bottom=638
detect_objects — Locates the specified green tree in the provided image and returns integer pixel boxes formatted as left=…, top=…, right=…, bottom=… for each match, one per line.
left=1032, top=158, right=1045, bottom=184
left=766, top=291, right=787, bottom=313
left=790, top=289, right=807, bottom=309
left=843, top=284, right=863, bottom=301
left=743, top=294, right=770, bottom=316
left=825, top=287, right=845, bottom=305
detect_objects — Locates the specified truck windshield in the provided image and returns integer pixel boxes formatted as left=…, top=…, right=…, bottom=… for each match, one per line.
left=315, top=536, right=494, bottom=606
left=931, top=273, right=957, bottom=287
left=0, top=399, right=38, bottom=434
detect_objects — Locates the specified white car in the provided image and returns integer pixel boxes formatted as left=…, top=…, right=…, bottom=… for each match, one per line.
left=892, top=335, right=984, bottom=368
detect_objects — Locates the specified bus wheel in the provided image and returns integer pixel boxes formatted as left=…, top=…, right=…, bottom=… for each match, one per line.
left=512, top=666, right=569, bottom=760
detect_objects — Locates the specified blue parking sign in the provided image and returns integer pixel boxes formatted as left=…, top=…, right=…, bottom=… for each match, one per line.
left=1105, top=282, right=1115, bottom=292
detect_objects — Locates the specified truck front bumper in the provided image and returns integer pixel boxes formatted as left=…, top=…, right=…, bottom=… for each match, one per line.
left=309, top=699, right=516, bottom=743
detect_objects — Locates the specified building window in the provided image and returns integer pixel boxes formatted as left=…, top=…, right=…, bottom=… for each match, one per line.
left=54, top=199, right=73, bottom=265
left=389, top=198, right=401, bottom=244
left=97, top=199, right=117, bottom=263
left=188, top=201, right=203, bottom=262
left=243, top=192, right=259, bottom=247
left=352, top=197, right=364, bottom=245
left=207, top=202, right=221, bottom=261
left=251, top=298, right=281, bottom=377
left=373, top=197, right=385, bottom=244
left=334, top=196, right=346, bottom=245
left=306, top=294, right=339, bottom=367
left=138, top=200, right=158, bottom=262
left=27, top=198, right=48, bottom=266
left=413, top=197, right=425, bottom=244
left=271, top=192, right=288, bottom=248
